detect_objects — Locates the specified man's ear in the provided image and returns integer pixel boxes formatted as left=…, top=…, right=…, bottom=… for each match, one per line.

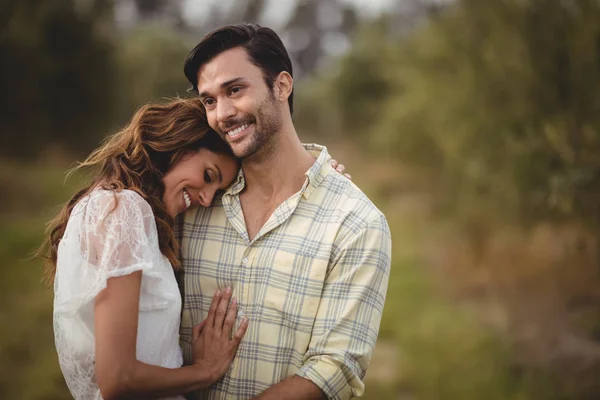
left=274, top=71, right=293, bottom=103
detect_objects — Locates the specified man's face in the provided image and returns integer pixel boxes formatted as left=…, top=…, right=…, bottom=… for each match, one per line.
left=196, top=47, right=283, bottom=160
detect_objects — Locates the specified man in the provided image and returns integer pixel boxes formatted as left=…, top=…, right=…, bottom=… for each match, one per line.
left=178, top=23, right=391, bottom=399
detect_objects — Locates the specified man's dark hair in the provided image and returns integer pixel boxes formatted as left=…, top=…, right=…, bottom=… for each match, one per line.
left=184, top=23, right=294, bottom=114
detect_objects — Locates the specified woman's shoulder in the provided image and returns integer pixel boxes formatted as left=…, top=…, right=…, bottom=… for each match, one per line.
left=68, top=189, right=156, bottom=232
left=85, top=188, right=153, bottom=215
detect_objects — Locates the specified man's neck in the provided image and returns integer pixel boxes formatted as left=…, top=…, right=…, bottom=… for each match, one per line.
left=241, top=123, right=315, bottom=199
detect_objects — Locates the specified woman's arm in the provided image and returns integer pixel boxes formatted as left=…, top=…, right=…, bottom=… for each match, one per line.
left=95, top=273, right=246, bottom=400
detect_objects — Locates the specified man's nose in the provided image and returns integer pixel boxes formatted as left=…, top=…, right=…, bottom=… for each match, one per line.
left=216, top=97, right=236, bottom=124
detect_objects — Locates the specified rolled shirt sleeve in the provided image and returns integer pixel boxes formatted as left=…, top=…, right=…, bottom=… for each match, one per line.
left=296, top=214, right=392, bottom=399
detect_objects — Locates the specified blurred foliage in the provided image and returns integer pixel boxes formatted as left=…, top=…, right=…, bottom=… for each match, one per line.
left=0, top=0, right=117, bottom=158
left=317, top=0, right=600, bottom=231
left=115, top=24, right=192, bottom=122
left=369, top=217, right=556, bottom=400
left=0, top=0, right=191, bottom=159
left=0, top=163, right=88, bottom=399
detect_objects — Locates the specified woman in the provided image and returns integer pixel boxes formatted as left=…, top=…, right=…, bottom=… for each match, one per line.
left=41, top=98, right=246, bottom=400
left=40, top=97, right=349, bottom=399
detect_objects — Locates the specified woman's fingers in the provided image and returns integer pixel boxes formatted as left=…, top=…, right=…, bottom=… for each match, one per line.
left=222, top=297, right=237, bottom=337
left=232, top=318, right=249, bottom=347
left=205, top=289, right=222, bottom=328
left=192, top=320, right=207, bottom=342
left=331, top=159, right=350, bottom=176
left=192, top=324, right=201, bottom=342
left=214, top=287, right=233, bottom=334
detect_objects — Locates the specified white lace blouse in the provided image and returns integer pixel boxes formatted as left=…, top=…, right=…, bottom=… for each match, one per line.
left=53, top=189, right=185, bottom=400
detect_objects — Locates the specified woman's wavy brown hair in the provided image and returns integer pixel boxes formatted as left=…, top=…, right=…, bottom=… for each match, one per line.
left=39, top=98, right=235, bottom=284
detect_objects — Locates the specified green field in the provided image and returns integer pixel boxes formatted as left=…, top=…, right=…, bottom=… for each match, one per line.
left=0, top=160, right=554, bottom=399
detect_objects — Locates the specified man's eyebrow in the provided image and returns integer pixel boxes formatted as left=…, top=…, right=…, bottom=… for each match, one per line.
left=199, top=77, right=245, bottom=99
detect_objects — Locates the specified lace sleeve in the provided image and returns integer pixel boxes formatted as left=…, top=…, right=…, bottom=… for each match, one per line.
left=54, top=189, right=163, bottom=315
left=84, top=190, right=156, bottom=274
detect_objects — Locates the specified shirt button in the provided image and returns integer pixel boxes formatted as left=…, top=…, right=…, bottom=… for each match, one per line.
left=242, top=257, right=248, bottom=265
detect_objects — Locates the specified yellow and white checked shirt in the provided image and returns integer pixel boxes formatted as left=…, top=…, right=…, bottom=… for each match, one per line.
left=177, top=144, right=391, bottom=400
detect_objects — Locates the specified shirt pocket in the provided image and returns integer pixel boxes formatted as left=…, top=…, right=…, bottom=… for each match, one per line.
left=260, top=251, right=328, bottom=331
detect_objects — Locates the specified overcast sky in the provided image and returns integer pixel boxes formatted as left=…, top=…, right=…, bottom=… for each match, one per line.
left=181, top=0, right=397, bottom=28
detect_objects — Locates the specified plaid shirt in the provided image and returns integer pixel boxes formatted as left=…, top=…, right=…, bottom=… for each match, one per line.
left=178, top=144, right=391, bottom=400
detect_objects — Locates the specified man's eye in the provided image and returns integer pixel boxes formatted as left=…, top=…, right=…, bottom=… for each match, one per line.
left=230, top=87, right=241, bottom=95
left=204, top=170, right=213, bottom=184
left=204, top=98, right=215, bottom=106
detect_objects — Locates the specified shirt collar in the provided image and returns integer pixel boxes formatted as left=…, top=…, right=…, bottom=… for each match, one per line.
left=224, top=167, right=246, bottom=196
left=301, top=143, right=330, bottom=200
left=223, top=143, right=332, bottom=199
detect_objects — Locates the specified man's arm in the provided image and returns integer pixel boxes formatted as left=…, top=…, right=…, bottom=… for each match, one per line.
left=260, top=213, right=392, bottom=400
left=253, top=376, right=325, bottom=400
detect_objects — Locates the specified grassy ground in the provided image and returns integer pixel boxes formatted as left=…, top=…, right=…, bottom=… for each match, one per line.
left=0, top=158, right=555, bottom=399
left=0, top=163, right=80, bottom=399
left=362, top=212, right=553, bottom=400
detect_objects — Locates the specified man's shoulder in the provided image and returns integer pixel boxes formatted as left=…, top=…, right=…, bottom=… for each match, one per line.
left=314, top=170, right=388, bottom=230
left=313, top=172, right=391, bottom=266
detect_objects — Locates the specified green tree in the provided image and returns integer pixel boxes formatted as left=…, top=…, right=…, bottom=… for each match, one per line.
left=331, top=0, right=600, bottom=229
left=114, top=25, right=192, bottom=123
left=0, top=0, right=118, bottom=158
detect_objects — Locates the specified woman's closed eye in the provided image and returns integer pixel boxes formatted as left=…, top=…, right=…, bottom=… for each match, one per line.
left=204, top=170, right=213, bottom=184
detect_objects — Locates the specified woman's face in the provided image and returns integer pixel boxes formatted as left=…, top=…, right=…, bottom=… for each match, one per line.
left=162, top=148, right=239, bottom=217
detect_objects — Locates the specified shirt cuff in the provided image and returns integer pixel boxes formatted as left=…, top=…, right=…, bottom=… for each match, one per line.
left=295, top=357, right=363, bottom=400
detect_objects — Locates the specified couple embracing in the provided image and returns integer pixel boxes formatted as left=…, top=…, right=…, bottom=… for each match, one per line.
left=43, top=23, right=391, bottom=400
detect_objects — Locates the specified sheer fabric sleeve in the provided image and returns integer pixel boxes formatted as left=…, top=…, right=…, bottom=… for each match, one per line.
left=54, top=190, right=165, bottom=315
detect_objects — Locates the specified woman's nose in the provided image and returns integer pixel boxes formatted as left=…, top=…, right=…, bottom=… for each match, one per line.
left=198, top=189, right=215, bottom=207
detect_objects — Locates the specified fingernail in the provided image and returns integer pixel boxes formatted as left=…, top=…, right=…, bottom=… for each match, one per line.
left=216, top=290, right=221, bottom=296
left=225, top=286, right=232, bottom=294
left=232, top=297, right=237, bottom=304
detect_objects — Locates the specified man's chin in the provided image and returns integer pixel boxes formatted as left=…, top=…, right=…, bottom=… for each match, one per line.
left=226, top=133, right=250, bottom=156
left=231, top=141, right=259, bottom=160
left=232, top=146, right=252, bottom=159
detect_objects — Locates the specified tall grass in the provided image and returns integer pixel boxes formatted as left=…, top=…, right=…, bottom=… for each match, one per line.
left=0, top=157, right=559, bottom=399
